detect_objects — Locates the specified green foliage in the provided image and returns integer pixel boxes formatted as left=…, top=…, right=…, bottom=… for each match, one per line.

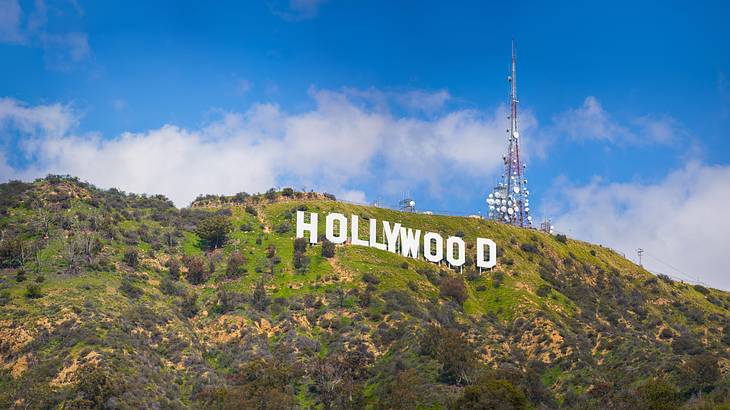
left=321, top=238, right=335, bottom=258
left=225, top=252, right=247, bottom=279
left=123, top=247, right=139, bottom=268
left=24, top=283, right=42, bottom=299
left=555, top=234, right=568, bottom=244
left=252, top=280, right=269, bottom=311
left=195, top=215, right=232, bottom=249
left=634, top=379, right=681, bottom=410
left=455, top=374, right=529, bottom=410
left=119, top=277, right=142, bottom=298
left=183, top=255, right=208, bottom=285
left=536, top=284, right=552, bottom=297
left=439, top=276, right=468, bottom=305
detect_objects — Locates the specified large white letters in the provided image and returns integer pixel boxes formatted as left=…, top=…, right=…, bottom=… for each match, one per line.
left=423, top=232, right=443, bottom=263
left=325, top=213, right=347, bottom=244
left=400, top=227, right=421, bottom=258
left=476, top=238, right=497, bottom=269
left=446, top=236, right=466, bottom=267
left=296, top=211, right=496, bottom=271
left=296, top=211, right=318, bottom=244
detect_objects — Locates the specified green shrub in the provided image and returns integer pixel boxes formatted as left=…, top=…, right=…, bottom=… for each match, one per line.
left=123, top=247, right=139, bottom=268
left=362, top=272, right=381, bottom=285
left=195, top=215, right=232, bottom=249
left=119, top=277, right=142, bottom=299
left=536, top=284, right=551, bottom=297
left=226, top=252, right=247, bottom=279
left=183, top=255, right=208, bottom=285
left=439, top=276, right=468, bottom=305
left=321, top=239, right=335, bottom=258
left=25, top=283, right=43, bottom=299
left=555, top=234, right=568, bottom=244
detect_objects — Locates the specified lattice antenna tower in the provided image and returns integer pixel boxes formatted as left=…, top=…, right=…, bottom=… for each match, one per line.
left=487, top=40, right=532, bottom=227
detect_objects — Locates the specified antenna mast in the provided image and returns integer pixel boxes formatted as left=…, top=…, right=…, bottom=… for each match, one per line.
left=487, top=40, right=532, bottom=227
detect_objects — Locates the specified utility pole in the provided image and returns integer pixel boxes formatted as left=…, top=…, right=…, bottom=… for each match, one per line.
left=637, top=248, right=644, bottom=267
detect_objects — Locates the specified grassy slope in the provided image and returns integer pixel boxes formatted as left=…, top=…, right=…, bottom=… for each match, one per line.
left=0, top=178, right=729, bottom=408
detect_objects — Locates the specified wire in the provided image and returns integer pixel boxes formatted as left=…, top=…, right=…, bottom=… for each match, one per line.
left=643, top=251, right=708, bottom=286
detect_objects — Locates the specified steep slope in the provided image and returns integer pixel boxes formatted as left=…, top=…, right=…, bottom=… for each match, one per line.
left=0, top=176, right=729, bottom=409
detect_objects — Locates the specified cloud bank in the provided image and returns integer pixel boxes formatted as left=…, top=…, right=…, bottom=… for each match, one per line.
left=548, top=163, right=730, bottom=290
left=0, top=89, right=520, bottom=207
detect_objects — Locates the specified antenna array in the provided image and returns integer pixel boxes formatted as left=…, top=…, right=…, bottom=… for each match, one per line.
left=487, top=41, right=532, bottom=227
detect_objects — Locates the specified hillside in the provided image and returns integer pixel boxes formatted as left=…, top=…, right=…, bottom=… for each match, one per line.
left=1, top=175, right=729, bottom=409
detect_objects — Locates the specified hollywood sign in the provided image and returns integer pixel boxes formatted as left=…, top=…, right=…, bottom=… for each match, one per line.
left=296, top=211, right=497, bottom=269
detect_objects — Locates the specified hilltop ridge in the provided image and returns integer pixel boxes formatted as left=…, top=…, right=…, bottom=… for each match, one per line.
left=1, top=175, right=729, bottom=409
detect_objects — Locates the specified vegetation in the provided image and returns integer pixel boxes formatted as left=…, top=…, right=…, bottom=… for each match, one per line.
left=0, top=175, right=728, bottom=409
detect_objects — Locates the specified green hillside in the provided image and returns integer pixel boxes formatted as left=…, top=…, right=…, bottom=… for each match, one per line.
left=1, top=176, right=729, bottom=409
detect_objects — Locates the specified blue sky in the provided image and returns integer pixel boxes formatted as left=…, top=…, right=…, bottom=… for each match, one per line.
left=1, top=0, right=729, bottom=287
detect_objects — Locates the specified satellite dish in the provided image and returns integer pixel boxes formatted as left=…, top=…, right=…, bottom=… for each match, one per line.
left=527, top=216, right=532, bottom=221
left=409, top=200, right=415, bottom=207
left=508, top=200, right=513, bottom=206
left=525, top=207, right=530, bottom=212
left=513, top=186, right=520, bottom=193
left=500, top=206, right=507, bottom=212
left=489, top=205, right=495, bottom=210
left=507, top=208, right=514, bottom=215
left=488, top=193, right=493, bottom=198
left=514, top=132, right=519, bottom=139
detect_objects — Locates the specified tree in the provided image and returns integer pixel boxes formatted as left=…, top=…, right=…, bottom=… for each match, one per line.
left=439, top=276, right=468, bottom=305
left=322, top=239, right=335, bottom=258
left=123, top=247, right=139, bottom=268
left=252, top=280, right=269, bottom=311
left=195, top=215, right=232, bottom=249
left=455, top=375, right=528, bottom=410
left=225, top=252, right=247, bottom=279
left=183, top=255, right=208, bottom=285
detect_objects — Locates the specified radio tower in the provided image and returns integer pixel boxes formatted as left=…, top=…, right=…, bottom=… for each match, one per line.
left=487, top=40, right=532, bottom=227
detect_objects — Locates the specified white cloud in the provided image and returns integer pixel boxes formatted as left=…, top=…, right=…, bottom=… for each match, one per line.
left=548, top=163, right=730, bottom=290
left=551, top=96, right=686, bottom=145
left=0, top=88, right=516, bottom=207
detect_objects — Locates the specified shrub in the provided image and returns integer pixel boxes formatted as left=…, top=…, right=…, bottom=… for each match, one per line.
left=119, top=277, right=142, bottom=299
left=362, top=272, right=381, bottom=285
left=179, top=292, right=198, bottom=318
left=439, top=276, right=468, bottom=305
left=293, top=237, right=308, bottom=253
left=226, top=252, right=247, bottom=279
left=321, top=239, right=335, bottom=258
left=519, top=243, right=539, bottom=254
left=292, top=251, right=310, bottom=272
left=536, top=284, right=551, bottom=297
left=245, top=205, right=257, bottom=216
left=15, top=269, right=26, bottom=282
left=400, top=261, right=409, bottom=269
left=266, top=245, right=276, bottom=259
left=195, top=215, right=232, bottom=249
left=555, top=234, right=568, bottom=244
left=252, top=280, right=269, bottom=311
left=168, top=258, right=181, bottom=280
left=282, top=187, right=294, bottom=197
left=275, top=222, right=291, bottom=234
left=160, top=277, right=185, bottom=297
left=455, top=375, right=528, bottom=409
left=183, top=255, right=208, bottom=285
left=634, top=379, right=680, bottom=410
left=239, top=223, right=252, bottom=232
left=323, top=193, right=336, bottom=200
left=693, top=284, right=710, bottom=295
left=123, top=247, right=139, bottom=268
left=25, top=283, right=43, bottom=299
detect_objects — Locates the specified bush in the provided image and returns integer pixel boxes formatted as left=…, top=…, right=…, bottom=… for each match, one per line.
left=183, top=255, right=208, bottom=285
left=362, top=272, right=381, bottom=285
left=252, top=280, right=269, bottom=311
left=123, top=247, right=139, bottom=268
left=693, top=284, right=710, bottom=295
left=0, top=290, right=10, bottom=305
left=519, top=243, right=539, bottom=254
left=15, top=269, right=26, bottom=283
left=226, top=252, right=247, bottom=279
left=555, top=234, right=568, bottom=244
left=196, top=215, right=232, bottom=249
left=25, top=283, right=43, bottom=299
left=119, top=277, right=142, bottom=299
left=400, top=261, right=409, bottom=269
left=275, top=222, right=291, bottom=234
left=240, top=223, right=252, bottom=232
left=160, top=277, right=185, bottom=297
left=455, top=375, right=528, bottom=409
left=282, top=187, right=294, bottom=197
left=294, top=237, right=308, bottom=253
left=168, top=258, right=181, bottom=280
left=321, top=239, right=335, bottom=258
left=439, top=276, right=468, bottom=305
left=536, top=284, right=551, bottom=297
left=245, top=205, right=258, bottom=216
